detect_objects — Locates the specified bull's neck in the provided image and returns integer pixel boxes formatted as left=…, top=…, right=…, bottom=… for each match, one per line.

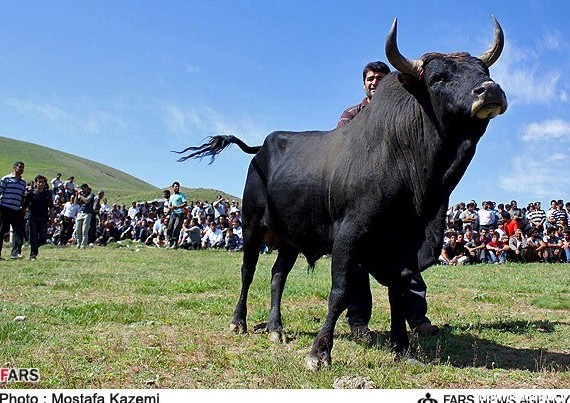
left=361, top=103, right=479, bottom=211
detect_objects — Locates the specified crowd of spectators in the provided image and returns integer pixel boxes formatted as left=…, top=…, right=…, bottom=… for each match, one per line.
left=441, top=199, right=570, bottom=265
left=6, top=171, right=570, bottom=265
left=4, top=173, right=246, bottom=255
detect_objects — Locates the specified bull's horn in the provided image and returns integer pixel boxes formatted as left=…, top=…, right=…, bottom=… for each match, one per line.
left=478, top=16, right=504, bottom=67
left=385, top=18, right=422, bottom=76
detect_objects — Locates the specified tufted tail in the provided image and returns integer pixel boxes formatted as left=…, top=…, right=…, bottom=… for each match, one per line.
left=173, top=135, right=261, bottom=163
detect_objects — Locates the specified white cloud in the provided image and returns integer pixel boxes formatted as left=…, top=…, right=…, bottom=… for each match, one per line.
left=6, top=97, right=124, bottom=134
left=538, top=31, right=564, bottom=52
left=491, top=37, right=564, bottom=105
left=161, top=103, right=268, bottom=143
left=499, top=155, right=570, bottom=198
left=520, top=119, right=570, bottom=141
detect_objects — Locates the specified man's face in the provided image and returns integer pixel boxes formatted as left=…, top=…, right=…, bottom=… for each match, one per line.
left=36, top=178, right=46, bottom=191
left=13, top=163, right=24, bottom=177
left=363, top=70, right=386, bottom=100
left=173, top=184, right=180, bottom=193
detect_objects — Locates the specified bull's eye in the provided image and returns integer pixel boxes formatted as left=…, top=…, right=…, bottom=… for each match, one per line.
left=429, top=75, right=446, bottom=86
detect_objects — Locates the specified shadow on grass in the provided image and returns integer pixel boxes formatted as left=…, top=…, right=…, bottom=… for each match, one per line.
left=291, top=319, right=570, bottom=372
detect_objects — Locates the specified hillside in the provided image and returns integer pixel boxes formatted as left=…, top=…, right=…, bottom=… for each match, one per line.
left=0, top=136, right=239, bottom=204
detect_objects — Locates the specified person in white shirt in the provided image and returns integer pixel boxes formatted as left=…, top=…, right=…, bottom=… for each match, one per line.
left=201, top=222, right=224, bottom=249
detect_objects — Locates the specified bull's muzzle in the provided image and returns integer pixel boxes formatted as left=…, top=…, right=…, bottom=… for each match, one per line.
left=471, top=81, right=508, bottom=119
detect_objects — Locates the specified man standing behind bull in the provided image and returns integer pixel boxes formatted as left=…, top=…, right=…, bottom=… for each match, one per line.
left=337, top=61, right=438, bottom=339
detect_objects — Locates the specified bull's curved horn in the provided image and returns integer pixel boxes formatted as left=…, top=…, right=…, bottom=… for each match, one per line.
left=385, top=18, right=422, bottom=76
left=478, top=16, right=504, bottom=67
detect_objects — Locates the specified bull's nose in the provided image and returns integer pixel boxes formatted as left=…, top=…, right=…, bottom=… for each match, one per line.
left=471, top=80, right=508, bottom=119
left=473, top=81, right=503, bottom=99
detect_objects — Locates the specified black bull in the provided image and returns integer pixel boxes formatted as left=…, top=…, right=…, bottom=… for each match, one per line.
left=178, top=18, right=508, bottom=370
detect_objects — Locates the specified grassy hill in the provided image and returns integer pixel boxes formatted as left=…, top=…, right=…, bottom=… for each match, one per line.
left=0, top=136, right=239, bottom=204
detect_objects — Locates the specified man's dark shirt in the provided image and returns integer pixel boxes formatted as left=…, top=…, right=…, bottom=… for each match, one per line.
left=26, top=189, right=53, bottom=220
left=443, top=241, right=467, bottom=259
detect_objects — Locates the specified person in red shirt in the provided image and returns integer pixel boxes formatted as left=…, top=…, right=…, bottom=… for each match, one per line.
left=486, top=232, right=509, bottom=264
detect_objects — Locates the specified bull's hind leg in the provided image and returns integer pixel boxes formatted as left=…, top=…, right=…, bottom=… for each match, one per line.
left=266, top=243, right=299, bottom=342
left=230, top=225, right=265, bottom=334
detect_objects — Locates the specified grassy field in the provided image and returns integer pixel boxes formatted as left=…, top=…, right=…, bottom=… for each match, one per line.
left=0, top=243, right=569, bottom=389
left=0, top=136, right=240, bottom=204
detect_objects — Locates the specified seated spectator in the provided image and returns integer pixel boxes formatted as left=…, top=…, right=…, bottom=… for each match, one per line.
left=508, top=228, right=527, bottom=263
left=542, top=226, right=563, bottom=263
left=201, top=221, right=225, bottom=249
left=95, top=220, right=119, bottom=245
left=561, top=230, right=570, bottom=263
left=224, top=227, right=242, bottom=252
left=438, top=232, right=468, bottom=266
left=473, top=227, right=491, bottom=263
left=486, top=232, right=509, bottom=264
left=179, top=217, right=202, bottom=250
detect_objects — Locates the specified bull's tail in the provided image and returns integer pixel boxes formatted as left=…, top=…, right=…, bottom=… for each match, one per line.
left=174, top=135, right=261, bottom=163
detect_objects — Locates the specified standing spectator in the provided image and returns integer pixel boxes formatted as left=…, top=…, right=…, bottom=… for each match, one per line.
left=0, top=161, right=26, bottom=259
left=509, top=200, right=521, bottom=219
left=25, top=175, right=54, bottom=260
left=212, top=195, right=227, bottom=219
left=527, top=201, right=546, bottom=234
left=545, top=199, right=558, bottom=230
left=89, top=189, right=105, bottom=245
left=551, top=202, right=568, bottom=228
left=63, top=176, right=75, bottom=200
left=127, top=201, right=139, bottom=220
left=477, top=201, right=496, bottom=232
left=75, top=184, right=94, bottom=249
left=60, top=194, right=79, bottom=245
left=460, top=202, right=479, bottom=231
left=50, top=173, right=62, bottom=196
left=166, top=181, right=187, bottom=248
left=447, top=203, right=464, bottom=232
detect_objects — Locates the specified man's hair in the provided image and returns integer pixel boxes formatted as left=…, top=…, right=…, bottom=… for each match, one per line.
left=34, top=174, right=46, bottom=183
left=13, top=161, right=24, bottom=168
left=172, top=181, right=180, bottom=187
left=362, top=61, right=390, bottom=81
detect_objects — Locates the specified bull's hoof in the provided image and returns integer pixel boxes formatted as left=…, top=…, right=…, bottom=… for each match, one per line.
left=305, top=352, right=331, bottom=371
left=229, top=321, right=247, bottom=334
left=268, top=330, right=285, bottom=343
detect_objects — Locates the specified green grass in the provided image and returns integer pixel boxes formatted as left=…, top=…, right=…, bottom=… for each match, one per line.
left=0, top=244, right=568, bottom=388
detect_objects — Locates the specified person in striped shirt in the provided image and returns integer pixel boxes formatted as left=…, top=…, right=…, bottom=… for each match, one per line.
left=0, top=161, right=26, bottom=259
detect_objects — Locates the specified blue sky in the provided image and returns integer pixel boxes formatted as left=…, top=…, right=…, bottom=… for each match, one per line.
left=0, top=1, right=569, bottom=206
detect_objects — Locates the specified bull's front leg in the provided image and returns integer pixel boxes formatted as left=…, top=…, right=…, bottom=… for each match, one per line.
left=306, top=236, right=354, bottom=371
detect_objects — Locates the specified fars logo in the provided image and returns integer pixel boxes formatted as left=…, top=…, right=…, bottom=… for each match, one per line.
left=419, top=393, right=438, bottom=403
left=0, top=368, right=40, bottom=383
